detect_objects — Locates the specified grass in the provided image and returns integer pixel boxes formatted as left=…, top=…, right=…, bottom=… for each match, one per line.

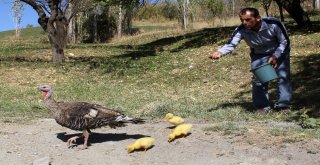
left=0, top=27, right=45, bottom=41
left=0, top=18, right=320, bottom=137
left=203, top=121, right=249, bottom=135
left=203, top=120, right=320, bottom=143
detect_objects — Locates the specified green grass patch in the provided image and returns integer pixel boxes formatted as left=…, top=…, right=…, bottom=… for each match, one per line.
left=0, top=27, right=45, bottom=41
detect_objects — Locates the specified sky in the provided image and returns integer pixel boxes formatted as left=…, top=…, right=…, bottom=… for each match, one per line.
left=0, top=0, right=39, bottom=32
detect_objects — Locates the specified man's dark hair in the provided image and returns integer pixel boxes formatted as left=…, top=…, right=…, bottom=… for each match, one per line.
left=239, top=8, right=260, bottom=17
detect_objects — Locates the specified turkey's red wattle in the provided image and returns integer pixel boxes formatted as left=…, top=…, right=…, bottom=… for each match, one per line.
left=42, top=91, right=48, bottom=98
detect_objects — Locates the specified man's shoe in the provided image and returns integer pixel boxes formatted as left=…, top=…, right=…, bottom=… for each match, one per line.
left=274, top=105, right=291, bottom=114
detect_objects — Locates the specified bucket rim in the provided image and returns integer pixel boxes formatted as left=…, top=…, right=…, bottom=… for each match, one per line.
left=250, top=63, right=272, bottom=72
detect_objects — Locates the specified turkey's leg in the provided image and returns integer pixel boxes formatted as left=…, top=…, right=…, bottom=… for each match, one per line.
left=67, top=136, right=80, bottom=148
left=80, top=129, right=90, bottom=150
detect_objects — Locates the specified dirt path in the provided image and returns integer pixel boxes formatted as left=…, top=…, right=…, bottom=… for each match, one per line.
left=1, top=119, right=320, bottom=165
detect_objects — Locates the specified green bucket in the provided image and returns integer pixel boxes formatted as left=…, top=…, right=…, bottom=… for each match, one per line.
left=251, top=63, right=278, bottom=83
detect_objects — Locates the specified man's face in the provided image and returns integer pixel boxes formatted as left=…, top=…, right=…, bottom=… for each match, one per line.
left=239, top=11, right=261, bottom=30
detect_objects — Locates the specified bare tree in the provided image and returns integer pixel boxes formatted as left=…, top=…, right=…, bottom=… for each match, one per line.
left=177, top=0, right=189, bottom=30
left=117, top=3, right=123, bottom=38
left=183, top=0, right=189, bottom=30
left=19, top=0, right=92, bottom=63
left=11, top=1, right=24, bottom=39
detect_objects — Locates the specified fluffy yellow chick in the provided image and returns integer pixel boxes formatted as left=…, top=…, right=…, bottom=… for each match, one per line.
left=165, top=113, right=185, bottom=126
left=168, top=123, right=192, bottom=142
left=127, top=137, right=155, bottom=153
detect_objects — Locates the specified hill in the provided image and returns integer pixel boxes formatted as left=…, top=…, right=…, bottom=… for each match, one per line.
left=0, top=21, right=319, bottom=131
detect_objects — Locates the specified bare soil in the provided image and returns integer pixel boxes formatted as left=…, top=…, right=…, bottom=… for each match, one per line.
left=1, top=119, right=320, bottom=165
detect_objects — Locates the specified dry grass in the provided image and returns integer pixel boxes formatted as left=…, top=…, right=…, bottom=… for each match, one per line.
left=204, top=121, right=320, bottom=142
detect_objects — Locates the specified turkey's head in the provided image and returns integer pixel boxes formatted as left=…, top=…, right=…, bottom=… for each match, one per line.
left=38, top=84, right=53, bottom=100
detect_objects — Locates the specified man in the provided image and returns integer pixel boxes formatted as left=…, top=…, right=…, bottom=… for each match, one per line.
left=211, top=7, right=292, bottom=114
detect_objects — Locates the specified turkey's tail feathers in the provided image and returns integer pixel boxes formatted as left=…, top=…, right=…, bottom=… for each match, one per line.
left=115, top=115, right=145, bottom=124
left=131, top=118, right=145, bottom=124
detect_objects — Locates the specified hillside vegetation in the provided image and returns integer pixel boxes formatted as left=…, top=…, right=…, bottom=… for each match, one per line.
left=0, top=20, right=320, bottom=135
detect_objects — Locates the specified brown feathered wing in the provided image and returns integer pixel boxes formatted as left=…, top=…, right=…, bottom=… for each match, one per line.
left=52, top=101, right=143, bottom=131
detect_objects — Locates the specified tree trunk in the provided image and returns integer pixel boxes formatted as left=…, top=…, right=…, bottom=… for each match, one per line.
left=47, top=18, right=67, bottom=63
left=262, top=0, right=272, bottom=17
left=12, top=1, right=23, bottom=40
left=275, top=0, right=285, bottom=22
left=117, top=4, right=123, bottom=38
left=76, top=12, right=85, bottom=43
left=183, top=0, right=187, bottom=30
left=275, top=0, right=311, bottom=26
left=125, top=5, right=133, bottom=34
left=316, top=0, right=320, bottom=10
left=14, top=18, right=21, bottom=39
left=50, top=40, right=65, bottom=63
left=68, top=17, right=76, bottom=44
left=67, top=3, right=76, bottom=44
left=180, top=0, right=189, bottom=30
left=232, top=0, right=235, bottom=17
left=93, top=13, right=98, bottom=42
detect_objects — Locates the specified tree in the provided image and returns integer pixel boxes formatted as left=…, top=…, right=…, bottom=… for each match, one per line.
left=274, top=0, right=311, bottom=26
left=95, top=0, right=139, bottom=38
left=19, top=0, right=92, bottom=63
left=312, top=0, right=320, bottom=11
left=205, top=0, right=224, bottom=17
left=182, top=0, right=189, bottom=30
left=11, top=1, right=24, bottom=39
left=262, top=0, right=272, bottom=16
left=92, top=4, right=104, bottom=41
left=275, top=0, right=284, bottom=22
left=117, top=3, right=123, bottom=37
left=246, top=0, right=311, bottom=26
left=176, top=0, right=190, bottom=30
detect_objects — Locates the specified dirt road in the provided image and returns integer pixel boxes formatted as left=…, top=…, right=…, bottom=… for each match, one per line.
left=1, top=119, right=319, bottom=165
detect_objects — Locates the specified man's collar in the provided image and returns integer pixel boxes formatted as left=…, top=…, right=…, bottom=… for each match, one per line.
left=259, top=20, right=269, bottom=31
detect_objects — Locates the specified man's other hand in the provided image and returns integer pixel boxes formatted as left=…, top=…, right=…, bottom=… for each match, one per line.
left=210, top=51, right=222, bottom=59
left=268, top=55, right=278, bottom=68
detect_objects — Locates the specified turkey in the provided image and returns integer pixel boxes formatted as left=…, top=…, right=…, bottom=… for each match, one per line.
left=37, top=84, right=144, bottom=149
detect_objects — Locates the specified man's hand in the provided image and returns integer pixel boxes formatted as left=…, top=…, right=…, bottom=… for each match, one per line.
left=268, top=55, right=278, bottom=68
left=210, top=51, right=222, bottom=59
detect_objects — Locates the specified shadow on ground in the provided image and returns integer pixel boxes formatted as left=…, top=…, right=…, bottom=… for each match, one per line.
left=291, top=53, right=320, bottom=117
left=56, top=132, right=148, bottom=146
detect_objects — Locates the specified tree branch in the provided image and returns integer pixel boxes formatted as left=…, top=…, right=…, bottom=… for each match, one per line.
left=20, top=0, right=48, bottom=30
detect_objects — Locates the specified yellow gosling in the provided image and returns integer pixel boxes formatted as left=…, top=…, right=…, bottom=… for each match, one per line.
left=165, top=113, right=185, bottom=126
left=168, top=123, right=192, bottom=142
left=127, top=137, right=155, bottom=153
